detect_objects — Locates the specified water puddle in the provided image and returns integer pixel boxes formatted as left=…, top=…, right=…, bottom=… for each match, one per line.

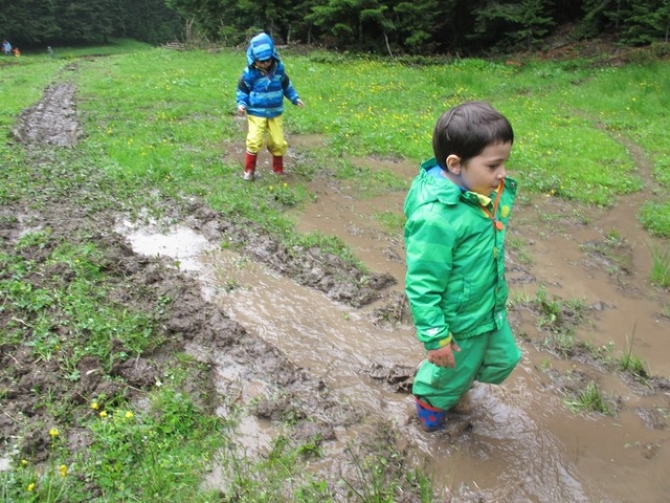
left=116, top=219, right=215, bottom=271
left=119, top=221, right=669, bottom=503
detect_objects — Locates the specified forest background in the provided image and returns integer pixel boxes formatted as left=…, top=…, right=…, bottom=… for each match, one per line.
left=1, top=0, right=669, bottom=56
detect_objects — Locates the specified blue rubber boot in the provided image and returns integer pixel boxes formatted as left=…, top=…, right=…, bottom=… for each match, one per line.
left=415, top=396, right=446, bottom=432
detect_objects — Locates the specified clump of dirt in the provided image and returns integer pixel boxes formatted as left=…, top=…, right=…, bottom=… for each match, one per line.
left=183, top=202, right=397, bottom=307
left=360, top=362, right=415, bottom=393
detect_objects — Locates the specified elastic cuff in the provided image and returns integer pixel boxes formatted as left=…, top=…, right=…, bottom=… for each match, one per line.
left=438, top=334, right=453, bottom=347
left=415, top=396, right=443, bottom=412
left=423, top=331, right=453, bottom=351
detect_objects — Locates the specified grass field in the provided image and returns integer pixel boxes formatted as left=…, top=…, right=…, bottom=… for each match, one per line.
left=1, top=38, right=669, bottom=501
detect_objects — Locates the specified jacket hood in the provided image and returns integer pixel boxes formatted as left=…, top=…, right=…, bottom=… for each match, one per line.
left=246, top=32, right=279, bottom=66
left=404, top=158, right=463, bottom=219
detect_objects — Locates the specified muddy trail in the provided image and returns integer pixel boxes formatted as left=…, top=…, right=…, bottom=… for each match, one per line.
left=2, top=82, right=670, bottom=503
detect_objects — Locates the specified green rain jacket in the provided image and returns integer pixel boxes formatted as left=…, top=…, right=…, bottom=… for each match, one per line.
left=404, top=157, right=518, bottom=350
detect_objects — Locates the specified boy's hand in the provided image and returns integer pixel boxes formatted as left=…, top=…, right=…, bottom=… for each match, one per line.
left=237, top=105, right=246, bottom=116
left=296, top=99, right=305, bottom=108
left=427, top=342, right=460, bottom=368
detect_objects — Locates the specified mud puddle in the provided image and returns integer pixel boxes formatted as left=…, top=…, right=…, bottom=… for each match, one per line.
left=119, top=217, right=666, bottom=503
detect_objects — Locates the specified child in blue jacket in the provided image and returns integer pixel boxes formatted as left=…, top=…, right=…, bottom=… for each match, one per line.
left=236, top=32, right=304, bottom=180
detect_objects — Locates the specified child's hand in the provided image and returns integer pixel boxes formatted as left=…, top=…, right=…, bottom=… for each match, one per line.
left=296, top=99, right=305, bottom=108
left=237, top=105, right=246, bottom=116
left=427, top=342, right=461, bottom=368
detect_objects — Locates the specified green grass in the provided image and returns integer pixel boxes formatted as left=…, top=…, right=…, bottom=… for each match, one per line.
left=647, top=243, right=670, bottom=287
left=373, top=211, right=406, bottom=234
left=6, top=45, right=670, bottom=234
left=564, top=381, right=615, bottom=416
left=84, top=48, right=670, bottom=223
left=1, top=389, right=228, bottom=502
left=617, top=327, right=651, bottom=380
left=0, top=224, right=228, bottom=501
left=0, top=61, right=62, bottom=130
left=640, top=201, right=670, bottom=237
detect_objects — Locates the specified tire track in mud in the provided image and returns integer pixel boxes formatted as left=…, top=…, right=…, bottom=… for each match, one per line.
left=12, top=82, right=82, bottom=147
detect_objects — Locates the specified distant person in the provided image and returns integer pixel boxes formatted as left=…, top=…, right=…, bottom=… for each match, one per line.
left=404, top=101, right=522, bottom=432
left=236, top=32, right=304, bottom=181
left=48, top=46, right=54, bottom=58
left=2, top=40, right=11, bottom=55
left=12, top=47, right=20, bottom=58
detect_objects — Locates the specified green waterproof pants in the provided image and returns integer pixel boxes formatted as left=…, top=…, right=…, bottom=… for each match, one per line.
left=412, top=319, right=522, bottom=411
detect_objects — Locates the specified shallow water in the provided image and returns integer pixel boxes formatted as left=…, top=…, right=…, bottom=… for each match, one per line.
left=121, top=143, right=670, bottom=502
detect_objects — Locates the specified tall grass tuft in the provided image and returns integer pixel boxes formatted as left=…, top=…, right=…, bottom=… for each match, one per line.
left=618, top=326, right=650, bottom=380
left=647, top=243, right=670, bottom=287
left=565, top=381, right=614, bottom=416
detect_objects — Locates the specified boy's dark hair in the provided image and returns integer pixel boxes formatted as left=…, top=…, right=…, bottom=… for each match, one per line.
left=432, top=101, right=514, bottom=170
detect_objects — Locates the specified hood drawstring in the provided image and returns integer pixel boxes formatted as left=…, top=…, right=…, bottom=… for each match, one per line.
left=480, top=180, right=505, bottom=231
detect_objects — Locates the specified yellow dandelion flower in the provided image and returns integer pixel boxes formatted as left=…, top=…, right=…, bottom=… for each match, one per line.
left=21, top=459, right=28, bottom=466
left=59, top=465, right=68, bottom=477
left=99, top=411, right=107, bottom=418
left=125, top=411, right=134, bottom=419
left=91, top=402, right=99, bottom=410
left=28, top=483, right=35, bottom=492
left=49, top=428, right=59, bottom=438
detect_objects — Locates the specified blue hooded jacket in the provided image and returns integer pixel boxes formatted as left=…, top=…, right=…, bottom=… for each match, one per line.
left=236, top=33, right=300, bottom=119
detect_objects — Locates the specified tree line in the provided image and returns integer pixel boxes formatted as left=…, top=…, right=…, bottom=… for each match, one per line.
left=0, top=0, right=182, bottom=48
left=1, top=0, right=668, bottom=55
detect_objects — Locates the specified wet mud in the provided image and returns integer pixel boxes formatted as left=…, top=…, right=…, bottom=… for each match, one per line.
left=2, top=82, right=670, bottom=503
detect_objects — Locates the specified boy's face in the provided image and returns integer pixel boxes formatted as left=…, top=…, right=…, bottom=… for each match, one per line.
left=255, top=59, right=272, bottom=69
left=446, top=141, right=512, bottom=196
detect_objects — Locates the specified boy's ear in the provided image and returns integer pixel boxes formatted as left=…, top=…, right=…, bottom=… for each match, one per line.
left=446, top=154, right=462, bottom=174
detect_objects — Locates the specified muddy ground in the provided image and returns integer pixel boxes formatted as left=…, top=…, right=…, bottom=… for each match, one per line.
left=2, top=80, right=670, bottom=503
left=2, top=82, right=426, bottom=500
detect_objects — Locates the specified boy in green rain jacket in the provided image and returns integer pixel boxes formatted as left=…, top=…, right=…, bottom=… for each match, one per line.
left=404, top=101, right=522, bottom=432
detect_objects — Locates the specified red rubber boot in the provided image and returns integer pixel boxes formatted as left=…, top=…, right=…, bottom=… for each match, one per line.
left=272, top=155, right=284, bottom=175
left=243, top=151, right=257, bottom=180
